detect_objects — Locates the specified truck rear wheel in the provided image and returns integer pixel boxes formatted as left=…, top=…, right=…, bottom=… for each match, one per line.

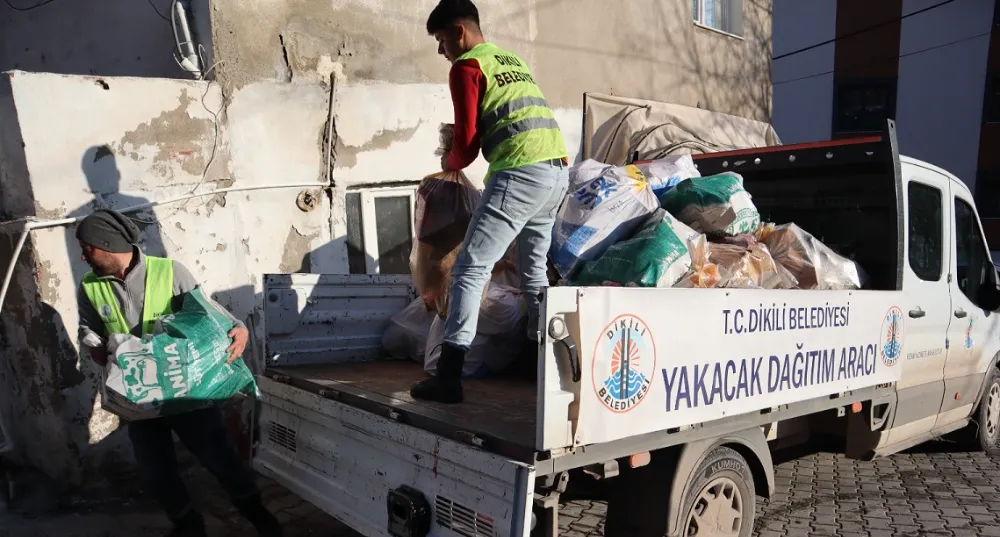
left=976, top=367, right=1000, bottom=454
left=680, top=447, right=754, bottom=537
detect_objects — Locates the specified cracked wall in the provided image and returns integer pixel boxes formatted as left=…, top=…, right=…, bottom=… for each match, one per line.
left=210, top=0, right=772, bottom=121
left=0, top=71, right=331, bottom=491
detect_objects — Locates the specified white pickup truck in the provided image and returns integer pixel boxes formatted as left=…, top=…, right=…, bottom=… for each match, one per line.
left=252, top=120, right=1000, bottom=537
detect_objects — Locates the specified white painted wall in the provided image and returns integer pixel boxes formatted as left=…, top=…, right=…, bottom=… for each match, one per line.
left=770, top=0, right=836, bottom=143
left=0, top=72, right=331, bottom=487
left=895, top=0, right=994, bottom=191
left=0, top=71, right=583, bottom=487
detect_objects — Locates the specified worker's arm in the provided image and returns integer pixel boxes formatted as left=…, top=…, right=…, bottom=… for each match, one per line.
left=444, top=59, right=486, bottom=171
left=172, top=260, right=248, bottom=362
left=77, top=282, right=109, bottom=365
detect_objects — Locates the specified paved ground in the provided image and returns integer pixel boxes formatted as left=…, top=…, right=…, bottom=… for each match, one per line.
left=2, top=439, right=1000, bottom=536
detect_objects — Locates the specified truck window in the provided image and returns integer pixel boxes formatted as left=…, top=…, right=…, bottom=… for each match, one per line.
left=954, top=198, right=996, bottom=307
left=908, top=182, right=943, bottom=281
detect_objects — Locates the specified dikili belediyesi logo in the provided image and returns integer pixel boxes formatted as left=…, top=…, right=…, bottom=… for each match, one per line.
left=880, top=306, right=903, bottom=367
left=593, top=314, right=657, bottom=413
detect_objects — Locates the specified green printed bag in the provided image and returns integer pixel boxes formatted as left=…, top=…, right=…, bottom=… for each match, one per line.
left=571, top=209, right=700, bottom=287
left=659, top=172, right=761, bottom=237
left=101, top=287, right=258, bottom=421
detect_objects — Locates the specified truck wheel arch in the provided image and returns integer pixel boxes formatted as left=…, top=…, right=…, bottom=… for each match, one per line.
left=664, top=427, right=774, bottom=536
left=972, top=351, right=1000, bottom=411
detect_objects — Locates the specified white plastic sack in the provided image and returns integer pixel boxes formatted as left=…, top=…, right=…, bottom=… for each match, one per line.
left=551, top=159, right=659, bottom=279
left=636, top=154, right=701, bottom=197
left=382, top=297, right=437, bottom=362
left=424, top=283, right=527, bottom=378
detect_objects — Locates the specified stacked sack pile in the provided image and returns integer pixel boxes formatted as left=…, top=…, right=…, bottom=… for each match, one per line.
left=550, top=155, right=867, bottom=291
left=382, top=125, right=529, bottom=379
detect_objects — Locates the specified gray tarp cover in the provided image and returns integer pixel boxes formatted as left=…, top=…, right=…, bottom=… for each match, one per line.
left=582, top=92, right=782, bottom=165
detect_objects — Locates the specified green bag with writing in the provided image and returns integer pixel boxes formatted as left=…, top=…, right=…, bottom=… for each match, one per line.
left=659, top=172, right=761, bottom=237
left=102, top=287, right=257, bottom=421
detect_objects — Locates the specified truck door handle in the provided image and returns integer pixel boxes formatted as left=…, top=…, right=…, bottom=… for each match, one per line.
left=548, top=317, right=581, bottom=383
left=955, top=309, right=968, bottom=318
left=908, top=308, right=926, bottom=319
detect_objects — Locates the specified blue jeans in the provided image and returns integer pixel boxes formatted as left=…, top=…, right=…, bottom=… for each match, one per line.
left=444, top=160, right=570, bottom=348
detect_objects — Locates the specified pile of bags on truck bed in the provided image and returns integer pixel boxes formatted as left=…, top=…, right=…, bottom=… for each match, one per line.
left=551, top=155, right=867, bottom=291
left=382, top=168, right=528, bottom=379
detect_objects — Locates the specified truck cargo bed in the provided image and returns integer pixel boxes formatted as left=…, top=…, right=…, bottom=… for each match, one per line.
left=262, top=360, right=538, bottom=460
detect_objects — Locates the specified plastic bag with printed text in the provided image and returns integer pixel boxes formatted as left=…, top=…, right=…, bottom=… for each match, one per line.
left=550, top=159, right=659, bottom=279
left=635, top=154, right=701, bottom=197
left=101, top=288, right=257, bottom=422
left=572, top=209, right=702, bottom=288
left=659, top=171, right=761, bottom=237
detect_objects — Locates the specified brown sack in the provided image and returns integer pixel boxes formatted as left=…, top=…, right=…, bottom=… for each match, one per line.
left=761, top=223, right=865, bottom=290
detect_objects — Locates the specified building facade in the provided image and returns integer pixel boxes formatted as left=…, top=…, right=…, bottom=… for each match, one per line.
left=772, top=0, right=1000, bottom=247
left=0, top=0, right=774, bottom=492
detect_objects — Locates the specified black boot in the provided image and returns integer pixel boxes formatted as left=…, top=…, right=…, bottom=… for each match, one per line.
left=410, top=343, right=465, bottom=404
left=166, top=511, right=207, bottom=537
left=235, top=496, right=283, bottom=537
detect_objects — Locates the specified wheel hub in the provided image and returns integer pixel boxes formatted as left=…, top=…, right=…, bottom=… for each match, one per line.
left=986, top=383, right=1000, bottom=440
left=685, top=476, right=744, bottom=537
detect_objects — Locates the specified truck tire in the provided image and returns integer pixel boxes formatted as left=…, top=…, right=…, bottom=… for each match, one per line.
left=679, top=446, right=755, bottom=537
left=975, top=366, right=1000, bottom=454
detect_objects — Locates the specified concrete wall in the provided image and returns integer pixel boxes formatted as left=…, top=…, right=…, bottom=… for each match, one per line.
left=1, top=0, right=212, bottom=79
left=0, top=71, right=331, bottom=492
left=209, top=0, right=773, bottom=122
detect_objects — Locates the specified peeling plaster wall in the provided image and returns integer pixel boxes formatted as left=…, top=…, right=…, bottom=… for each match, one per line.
left=0, top=71, right=330, bottom=489
left=210, top=0, right=772, bottom=121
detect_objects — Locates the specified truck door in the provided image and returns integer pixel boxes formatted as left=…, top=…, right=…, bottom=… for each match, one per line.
left=886, top=169, right=951, bottom=444
left=936, top=186, right=1000, bottom=428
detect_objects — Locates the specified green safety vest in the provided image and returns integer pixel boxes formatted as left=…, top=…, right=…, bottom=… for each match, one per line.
left=457, top=42, right=568, bottom=176
left=81, top=256, right=174, bottom=336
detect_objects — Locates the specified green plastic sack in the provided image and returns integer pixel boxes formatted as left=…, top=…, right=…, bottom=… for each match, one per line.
left=571, top=209, right=699, bottom=287
left=102, top=287, right=258, bottom=421
left=659, top=172, right=761, bottom=237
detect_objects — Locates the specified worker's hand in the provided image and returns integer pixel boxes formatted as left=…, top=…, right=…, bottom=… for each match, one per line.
left=226, top=326, right=249, bottom=363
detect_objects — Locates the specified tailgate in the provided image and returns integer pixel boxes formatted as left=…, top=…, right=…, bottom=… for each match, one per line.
left=255, top=376, right=535, bottom=537
left=540, top=287, right=906, bottom=448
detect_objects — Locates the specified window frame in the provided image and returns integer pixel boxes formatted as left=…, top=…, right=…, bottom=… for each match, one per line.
left=692, top=0, right=744, bottom=38
left=953, top=195, right=997, bottom=308
left=832, top=78, right=898, bottom=136
left=907, top=180, right=944, bottom=282
left=346, top=184, right=418, bottom=275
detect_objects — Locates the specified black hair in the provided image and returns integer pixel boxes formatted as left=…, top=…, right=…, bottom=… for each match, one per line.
left=426, top=0, right=480, bottom=35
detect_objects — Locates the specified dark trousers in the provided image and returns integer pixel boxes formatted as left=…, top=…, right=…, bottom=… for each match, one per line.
left=127, top=406, right=260, bottom=521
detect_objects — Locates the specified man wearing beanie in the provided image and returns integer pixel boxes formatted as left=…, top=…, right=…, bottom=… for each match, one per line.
left=75, top=209, right=282, bottom=537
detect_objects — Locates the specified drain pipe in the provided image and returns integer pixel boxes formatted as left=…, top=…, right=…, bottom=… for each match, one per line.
left=172, top=0, right=202, bottom=79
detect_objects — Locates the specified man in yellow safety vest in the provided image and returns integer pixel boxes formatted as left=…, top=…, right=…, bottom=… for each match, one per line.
left=410, top=0, right=570, bottom=404
left=75, top=209, right=281, bottom=537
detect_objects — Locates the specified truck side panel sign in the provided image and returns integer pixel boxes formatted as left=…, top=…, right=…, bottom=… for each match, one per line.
left=575, top=288, right=904, bottom=446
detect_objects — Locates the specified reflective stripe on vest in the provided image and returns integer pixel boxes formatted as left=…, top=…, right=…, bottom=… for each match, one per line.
left=81, top=256, right=175, bottom=336
left=457, top=43, right=567, bottom=176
